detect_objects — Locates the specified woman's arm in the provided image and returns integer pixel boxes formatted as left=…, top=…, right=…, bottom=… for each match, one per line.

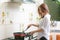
left=26, top=24, right=39, bottom=31
left=34, top=29, right=44, bottom=32
left=31, top=24, right=39, bottom=27
left=29, top=28, right=44, bottom=35
left=28, top=24, right=39, bottom=28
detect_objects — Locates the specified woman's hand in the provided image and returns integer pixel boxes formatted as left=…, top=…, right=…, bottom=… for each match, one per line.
left=29, top=31, right=35, bottom=35
left=28, top=24, right=32, bottom=28
left=25, top=24, right=32, bottom=31
left=27, top=24, right=32, bottom=29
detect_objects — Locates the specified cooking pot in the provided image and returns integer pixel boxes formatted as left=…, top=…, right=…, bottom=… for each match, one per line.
left=14, top=32, right=26, bottom=40
left=14, top=32, right=37, bottom=40
left=13, top=28, right=37, bottom=40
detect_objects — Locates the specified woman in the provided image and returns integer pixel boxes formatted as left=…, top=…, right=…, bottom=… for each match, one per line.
left=27, top=3, right=51, bottom=40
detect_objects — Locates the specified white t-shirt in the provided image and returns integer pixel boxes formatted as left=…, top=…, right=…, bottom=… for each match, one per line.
left=37, top=13, right=51, bottom=40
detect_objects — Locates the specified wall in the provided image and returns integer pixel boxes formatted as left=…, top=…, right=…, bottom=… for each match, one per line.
left=0, top=0, right=44, bottom=40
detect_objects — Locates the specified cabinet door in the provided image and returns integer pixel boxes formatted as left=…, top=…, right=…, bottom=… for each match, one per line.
left=56, top=34, right=60, bottom=40
left=50, top=35, right=52, bottom=40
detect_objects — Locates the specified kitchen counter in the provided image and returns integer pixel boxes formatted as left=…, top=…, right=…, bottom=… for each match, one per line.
left=50, top=30, right=60, bottom=40
left=51, top=30, right=60, bottom=33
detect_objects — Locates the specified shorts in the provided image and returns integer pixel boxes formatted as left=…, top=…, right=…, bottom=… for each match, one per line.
left=39, top=36, right=47, bottom=40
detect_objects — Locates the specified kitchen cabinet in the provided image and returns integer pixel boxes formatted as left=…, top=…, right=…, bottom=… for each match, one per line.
left=50, top=35, right=52, bottom=40
left=56, top=34, right=60, bottom=40
left=50, top=29, right=60, bottom=40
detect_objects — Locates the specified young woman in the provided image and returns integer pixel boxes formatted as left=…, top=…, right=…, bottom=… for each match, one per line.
left=27, top=3, right=51, bottom=40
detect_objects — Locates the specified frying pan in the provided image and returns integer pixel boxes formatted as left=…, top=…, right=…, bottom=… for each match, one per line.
left=13, top=28, right=37, bottom=40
